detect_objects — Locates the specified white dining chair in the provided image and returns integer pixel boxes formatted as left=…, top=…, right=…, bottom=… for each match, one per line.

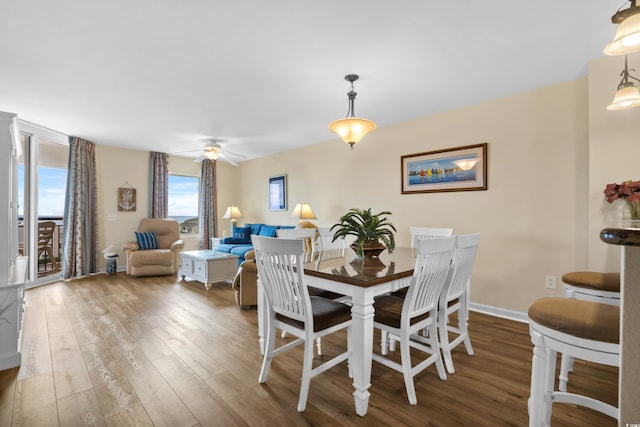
left=252, top=235, right=352, bottom=412
left=437, top=233, right=480, bottom=374
left=409, top=226, right=454, bottom=249
left=315, top=227, right=347, bottom=266
left=372, top=236, right=455, bottom=405
left=276, top=227, right=347, bottom=355
left=276, top=227, right=317, bottom=263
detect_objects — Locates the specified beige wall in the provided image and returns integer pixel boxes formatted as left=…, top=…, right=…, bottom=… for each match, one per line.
left=95, top=147, right=206, bottom=266
left=220, top=79, right=590, bottom=313
left=588, top=53, right=640, bottom=271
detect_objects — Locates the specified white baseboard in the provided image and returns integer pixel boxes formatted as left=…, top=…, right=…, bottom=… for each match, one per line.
left=470, top=302, right=528, bottom=324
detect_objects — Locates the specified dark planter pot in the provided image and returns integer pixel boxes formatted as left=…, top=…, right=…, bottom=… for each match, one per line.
left=350, top=240, right=387, bottom=267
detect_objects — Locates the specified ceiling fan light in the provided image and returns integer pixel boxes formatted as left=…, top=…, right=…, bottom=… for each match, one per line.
left=328, top=118, right=376, bottom=146
left=204, top=150, right=219, bottom=160
left=607, top=83, right=640, bottom=110
left=605, top=12, right=640, bottom=55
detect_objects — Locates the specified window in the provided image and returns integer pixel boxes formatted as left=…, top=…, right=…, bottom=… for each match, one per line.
left=168, top=174, right=199, bottom=235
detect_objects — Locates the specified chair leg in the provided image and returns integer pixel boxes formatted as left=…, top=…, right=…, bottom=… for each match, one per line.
left=529, top=336, right=547, bottom=427
left=429, top=321, right=447, bottom=381
left=381, top=330, right=389, bottom=355
left=259, top=322, right=277, bottom=383
left=558, top=354, right=574, bottom=392
left=297, top=337, right=315, bottom=412
left=438, top=309, right=455, bottom=374
left=543, top=348, right=557, bottom=426
left=399, top=334, right=417, bottom=405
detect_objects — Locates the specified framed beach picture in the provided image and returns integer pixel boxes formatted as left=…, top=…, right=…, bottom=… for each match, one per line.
left=269, top=174, right=287, bottom=211
left=401, top=143, right=487, bottom=194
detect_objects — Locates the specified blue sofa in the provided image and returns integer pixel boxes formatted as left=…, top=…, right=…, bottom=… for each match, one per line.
left=214, top=223, right=295, bottom=263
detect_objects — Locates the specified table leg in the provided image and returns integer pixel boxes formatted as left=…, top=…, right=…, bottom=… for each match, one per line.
left=349, top=287, right=376, bottom=417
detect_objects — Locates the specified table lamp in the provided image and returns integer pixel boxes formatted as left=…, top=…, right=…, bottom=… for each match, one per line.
left=290, top=202, right=317, bottom=224
left=222, top=205, right=243, bottom=230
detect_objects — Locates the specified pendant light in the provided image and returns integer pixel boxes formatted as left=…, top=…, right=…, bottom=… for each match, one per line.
left=607, top=55, right=640, bottom=110
left=605, top=0, right=640, bottom=55
left=328, top=74, right=376, bottom=149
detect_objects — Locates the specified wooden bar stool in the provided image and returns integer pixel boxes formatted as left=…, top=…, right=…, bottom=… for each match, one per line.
left=560, top=271, right=620, bottom=391
left=528, top=298, right=619, bottom=426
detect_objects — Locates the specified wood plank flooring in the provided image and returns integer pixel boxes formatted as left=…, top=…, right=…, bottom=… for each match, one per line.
left=0, top=274, right=618, bottom=426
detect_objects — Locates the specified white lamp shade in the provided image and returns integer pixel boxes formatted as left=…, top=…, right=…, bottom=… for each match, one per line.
left=290, top=202, right=317, bottom=220
left=607, top=84, right=640, bottom=110
left=222, top=205, right=243, bottom=220
left=452, top=159, right=478, bottom=171
left=605, top=13, right=640, bottom=55
left=328, top=117, right=376, bottom=145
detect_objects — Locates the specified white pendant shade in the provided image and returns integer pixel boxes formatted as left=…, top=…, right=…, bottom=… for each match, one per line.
left=605, top=12, right=640, bottom=55
left=328, top=117, right=377, bottom=146
left=607, top=84, right=640, bottom=110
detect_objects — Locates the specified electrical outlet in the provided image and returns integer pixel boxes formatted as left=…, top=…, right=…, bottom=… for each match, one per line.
left=545, top=275, right=557, bottom=289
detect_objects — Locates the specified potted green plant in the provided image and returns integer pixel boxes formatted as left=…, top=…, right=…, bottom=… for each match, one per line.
left=330, top=208, right=396, bottom=259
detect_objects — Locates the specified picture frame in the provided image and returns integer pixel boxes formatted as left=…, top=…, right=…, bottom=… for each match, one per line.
left=117, top=186, right=137, bottom=211
left=268, top=174, right=287, bottom=211
left=401, top=143, right=487, bottom=194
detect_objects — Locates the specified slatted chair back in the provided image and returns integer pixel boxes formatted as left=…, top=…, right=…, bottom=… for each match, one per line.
left=37, top=221, right=56, bottom=253
left=404, top=236, right=456, bottom=321
left=252, top=235, right=310, bottom=324
left=409, top=226, right=454, bottom=249
left=316, top=227, right=347, bottom=263
left=276, top=228, right=317, bottom=262
left=445, top=233, right=480, bottom=301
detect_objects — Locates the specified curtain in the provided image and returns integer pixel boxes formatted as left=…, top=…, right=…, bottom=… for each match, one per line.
left=199, top=159, right=217, bottom=249
left=62, top=137, right=98, bottom=279
left=149, top=151, right=168, bottom=218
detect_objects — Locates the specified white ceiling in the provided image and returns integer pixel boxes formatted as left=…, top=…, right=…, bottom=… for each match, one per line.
left=0, top=1, right=625, bottom=163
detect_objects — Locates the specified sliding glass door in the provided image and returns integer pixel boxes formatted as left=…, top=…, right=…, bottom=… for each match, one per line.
left=17, top=122, right=68, bottom=288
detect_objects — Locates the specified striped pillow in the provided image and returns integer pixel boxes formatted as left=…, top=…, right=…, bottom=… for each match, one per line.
left=259, top=225, right=278, bottom=237
left=135, top=231, right=159, bottom=250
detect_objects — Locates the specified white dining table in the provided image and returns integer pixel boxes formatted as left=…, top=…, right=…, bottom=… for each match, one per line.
left=256, top=247, right=417, bottom=417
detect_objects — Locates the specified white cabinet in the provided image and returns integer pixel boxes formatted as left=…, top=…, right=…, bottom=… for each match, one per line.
left=179, top=250, right=239, bottom=290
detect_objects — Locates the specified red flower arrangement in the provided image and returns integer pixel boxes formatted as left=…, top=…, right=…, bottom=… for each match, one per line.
left=603, top=180, right=640, bottom=204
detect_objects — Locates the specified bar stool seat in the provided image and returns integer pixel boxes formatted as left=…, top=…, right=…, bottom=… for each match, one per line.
left=559, top=271, right=620, bottom=392
left=528, top=298, right=619, bottom=426
left=562, top=271, right=620, bottom=303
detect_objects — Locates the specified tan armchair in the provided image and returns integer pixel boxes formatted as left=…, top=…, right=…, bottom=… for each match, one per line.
left=122, top=218, right=185, bottom=277
left=232, top=250, right=258, bottom=307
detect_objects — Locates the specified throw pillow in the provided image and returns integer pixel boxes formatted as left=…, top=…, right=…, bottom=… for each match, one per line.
left=246, top=223, right=262, bottom=235
left=233, top=226, right=252, bottom=244
left=259, top=225, right=278, bottom=237
left=135, top=231, right=159, bottom=250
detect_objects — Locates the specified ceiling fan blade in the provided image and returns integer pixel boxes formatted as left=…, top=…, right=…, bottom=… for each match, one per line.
left=218, top=152, right=238, bottom=166
left=224, top=150, right=247, bottom=159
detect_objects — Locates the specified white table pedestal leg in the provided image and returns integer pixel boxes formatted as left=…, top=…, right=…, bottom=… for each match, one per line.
left=350, top=287, right=376, bottom=417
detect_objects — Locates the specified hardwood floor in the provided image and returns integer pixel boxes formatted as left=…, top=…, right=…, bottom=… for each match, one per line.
left=0, top=274, right=618, bottom=426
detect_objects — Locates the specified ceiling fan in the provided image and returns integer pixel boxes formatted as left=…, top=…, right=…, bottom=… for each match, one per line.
left=186, top=138, right=246, bottom=166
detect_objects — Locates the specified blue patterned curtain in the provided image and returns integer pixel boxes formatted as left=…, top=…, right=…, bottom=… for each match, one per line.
left=149, top=152, right=168, bottom=218
left=199, top=159, right=217, bottom=249
left=62, top=137, right=98, bottom=279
